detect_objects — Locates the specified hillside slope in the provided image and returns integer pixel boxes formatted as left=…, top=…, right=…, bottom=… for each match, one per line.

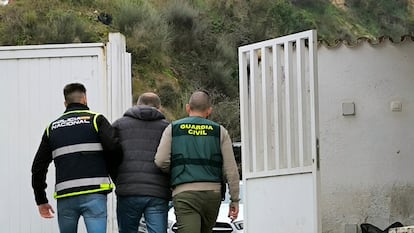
left=0, top=0, right=412, bottom=140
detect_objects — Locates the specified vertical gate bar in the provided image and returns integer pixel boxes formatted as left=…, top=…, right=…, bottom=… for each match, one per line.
left=284, top=41, right=293, bottom=169
left=123, top=53, right=132, bottom=111
left=238, top=49, right=250, bottom=175
left=250, top=49, right=258, bottom=173
left=296, top=38, right=305, bottom=168
left=261, top=47, right=269, bottom=171
left=309, top=32, right=319, bottom=170
left=273, top=44, right=281, bottom=170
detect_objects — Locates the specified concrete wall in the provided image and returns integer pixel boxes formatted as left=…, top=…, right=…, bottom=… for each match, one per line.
left=318, top=40, right=414, bottom=233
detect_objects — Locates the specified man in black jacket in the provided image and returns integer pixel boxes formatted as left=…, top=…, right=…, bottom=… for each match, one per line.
left=31, top=83, right=121, bottom=233
left=112, top=92, right=171, bottom=233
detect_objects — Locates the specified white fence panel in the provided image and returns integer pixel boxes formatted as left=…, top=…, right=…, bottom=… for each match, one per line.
left=0, top=32, right=131, bottom=233
left=238, top=30, right=320, bottom=233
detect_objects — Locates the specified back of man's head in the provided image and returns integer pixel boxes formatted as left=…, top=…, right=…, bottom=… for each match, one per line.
left=188, top=91, right=211, bottom=112
left=63, top=83, right=86, bottom=104
left=137, top=92, right=161, bottom=109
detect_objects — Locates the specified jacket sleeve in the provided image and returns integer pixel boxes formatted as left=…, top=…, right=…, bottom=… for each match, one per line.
left=96, top=114, right=123, bottom=181
left=220, top=125, right=240, bottom=203
left=154, top=124, right=172, bottom=173
left=31, top=130, right=53, bottom=205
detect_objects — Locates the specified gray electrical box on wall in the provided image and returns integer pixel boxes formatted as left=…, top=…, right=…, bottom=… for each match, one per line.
left=342, top=102, right=355, bottom=116
left=390, top=101, right=402, bottom=112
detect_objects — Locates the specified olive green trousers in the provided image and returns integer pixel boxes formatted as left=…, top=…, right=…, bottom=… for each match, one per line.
left=173, top=190, right=222, bottom=233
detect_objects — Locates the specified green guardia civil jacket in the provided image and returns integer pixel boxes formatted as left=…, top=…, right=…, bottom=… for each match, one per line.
left=170, top=116, right=223, bottom=187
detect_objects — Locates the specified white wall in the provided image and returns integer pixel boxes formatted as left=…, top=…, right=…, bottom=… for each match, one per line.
left=318, top=40, right=414, bottom=233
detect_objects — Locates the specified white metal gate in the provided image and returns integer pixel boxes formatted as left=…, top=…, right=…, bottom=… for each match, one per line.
left=238, top=30, right=320, bottom=233
left=0, top=33, right=131, bottom=233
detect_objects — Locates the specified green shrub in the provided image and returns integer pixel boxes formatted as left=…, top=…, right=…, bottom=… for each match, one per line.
left=162, top=0, right=203, bottom=52
left=266, top=0, right=316, bottom=37
left=0, top=0, right=107, bottom=45
left=209, top=96, right=240, bottom=142
left=158, top=83, right=179, bottom=108
left=111, top=0, right=171, bottom=70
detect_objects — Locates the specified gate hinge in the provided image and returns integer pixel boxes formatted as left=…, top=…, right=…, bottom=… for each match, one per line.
left=316, top=137, right=320, bottom=170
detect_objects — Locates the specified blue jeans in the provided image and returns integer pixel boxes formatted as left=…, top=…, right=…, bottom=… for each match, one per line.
left=117, top=196, right=169, bottom=233
left=57, top=194, right=107, bottom=233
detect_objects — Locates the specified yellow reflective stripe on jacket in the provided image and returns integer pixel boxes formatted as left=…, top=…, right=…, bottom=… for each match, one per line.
left=93, top=113, right=99, bottom=132
left=55, top=177, right=110, bottom=192
left=54, top=183, right=114, bottom=199
left=46, top=122, right=53, bottom=137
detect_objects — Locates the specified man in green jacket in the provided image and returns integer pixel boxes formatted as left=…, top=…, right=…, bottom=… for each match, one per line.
left=155, top=90, right=240, bottom=233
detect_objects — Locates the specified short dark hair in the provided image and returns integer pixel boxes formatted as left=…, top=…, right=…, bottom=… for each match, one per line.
left=137, top=92, right=161, bottom=108
left=189, top=90, right=211, bottom=112
left=63, top=83, right=86, bottom=104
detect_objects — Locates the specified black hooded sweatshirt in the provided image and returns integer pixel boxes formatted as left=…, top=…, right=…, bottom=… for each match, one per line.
left=112, top=106, right=171, bottom=200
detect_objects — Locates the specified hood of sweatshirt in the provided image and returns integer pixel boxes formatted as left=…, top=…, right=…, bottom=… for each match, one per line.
left=124, top=106, right=165, bottom=121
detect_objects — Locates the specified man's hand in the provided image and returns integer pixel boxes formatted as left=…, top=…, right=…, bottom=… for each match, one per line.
left=228, top=202, right=239, bottom=222
left=38, top=203, right=55, bottom=218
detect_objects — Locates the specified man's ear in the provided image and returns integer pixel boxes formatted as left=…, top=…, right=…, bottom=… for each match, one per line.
left=185, top=104, right=191, bottom=114
left=206, top=107, right=212, bottom=118
left=64, top=101, right=68, bottom=107
left=81, top=95, right=88, bottom=105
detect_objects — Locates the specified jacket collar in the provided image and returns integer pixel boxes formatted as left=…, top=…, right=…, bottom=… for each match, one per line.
left=64, top=103, right=89, bottom=112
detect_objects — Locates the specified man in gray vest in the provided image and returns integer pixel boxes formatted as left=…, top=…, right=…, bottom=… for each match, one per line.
left=155, top=90, right=240, bottom=233
left=31, top=83, right=121, bottom=233
left=112, top=92, right=171, bottom=233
